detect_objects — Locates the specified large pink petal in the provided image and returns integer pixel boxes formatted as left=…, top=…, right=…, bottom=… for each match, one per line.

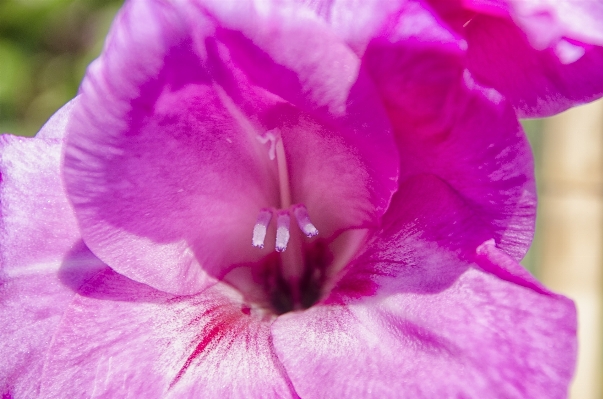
left=64, top=0, right=398, bottom=296
left=0, top=103, right=104, bottom=397
left=1, top=246, right=105, bottom=398
left=273, top=262, right=575, bottom=398
left=272, top=180, right=575, bottom=397
left=39, top=269, right=297, bottom=398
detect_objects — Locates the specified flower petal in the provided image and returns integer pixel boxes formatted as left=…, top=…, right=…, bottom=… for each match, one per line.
left=332, top=175, right=485, bottom=298
left=365, top=24, right=535, bottom=260
left=1, top=246, right=105, bottom=398
left=64, top=0, right=398, bottom=295
left=0, top=102, right=104, bottom=397
left=428, top=0, right=603, bottom=117
left=464, top=14, right=603, bottom=117
left=64, top=0, right=278, bottom=296
left=39, top=269, right=297, bottom=398
left=281, top=1, right=534, bottom=259
left=1, top=100, right=79, bottom=269
left=272, top=186, right=576, bottom=397
left=273, top=264, right=575, bottom=399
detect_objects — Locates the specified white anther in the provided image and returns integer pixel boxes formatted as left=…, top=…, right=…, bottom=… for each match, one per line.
left=275, top=211, right=291, bottom=252
left=252, top=209, right=273, bottom=248
left=256, top=129, right=279, bottom=161
left=292, top=204, right=318, bottom=237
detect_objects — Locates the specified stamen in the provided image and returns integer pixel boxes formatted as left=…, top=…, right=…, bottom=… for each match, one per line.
left=252, top=209, right=273, bottom=248
left=275, top=211, right=291, bottom=252
left=292, top=204, right=318, bottom=237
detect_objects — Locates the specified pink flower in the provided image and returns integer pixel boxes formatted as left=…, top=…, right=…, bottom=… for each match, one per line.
left=1, top=0, right=578, bottom=397
left=427, top=0, right=603, bottom=117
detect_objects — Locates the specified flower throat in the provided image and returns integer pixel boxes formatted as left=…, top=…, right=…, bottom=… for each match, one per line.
left=251, top=129, right=322, bottom=313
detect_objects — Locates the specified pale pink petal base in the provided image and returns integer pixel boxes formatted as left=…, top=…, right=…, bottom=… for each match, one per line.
left=1, top=100, right=80, bottom=269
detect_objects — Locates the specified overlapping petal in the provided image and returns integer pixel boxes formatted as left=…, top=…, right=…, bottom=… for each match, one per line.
left=295, top=0, right=535, bottom=261
left=362, top=10, right=535, bottom=261
left=63, top=0, right=398, bottom=296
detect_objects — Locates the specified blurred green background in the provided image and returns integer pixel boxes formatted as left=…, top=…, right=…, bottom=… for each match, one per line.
left=0, top=0, right=123, bottom=137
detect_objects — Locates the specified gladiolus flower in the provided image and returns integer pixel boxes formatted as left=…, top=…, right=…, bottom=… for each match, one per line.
left=1, top=0, right=580, bottom=398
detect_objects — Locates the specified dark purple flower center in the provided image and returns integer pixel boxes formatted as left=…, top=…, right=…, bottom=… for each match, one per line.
left=256, top=240, right=333, bottom=314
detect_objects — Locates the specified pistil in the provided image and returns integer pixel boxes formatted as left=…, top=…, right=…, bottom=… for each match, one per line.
left=274, top=132, right=292, bottom=209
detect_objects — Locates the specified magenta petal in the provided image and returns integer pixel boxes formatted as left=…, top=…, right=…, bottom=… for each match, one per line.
left=64, top=0, right=398, bottom=295
left=360, top=3, right=536, bottom=260
left=360, top=3, right=537, bottom=259
left=39, top=270, right=297, bottom=398
left=465, top=15, right=603, bottom=117
left=428, top=0, right=603, bottom=117
left=292, top=173, right=573, bottom=397
left=366, top=27, right=535, bottom=260
left=398, top=82, right=536, bottom=260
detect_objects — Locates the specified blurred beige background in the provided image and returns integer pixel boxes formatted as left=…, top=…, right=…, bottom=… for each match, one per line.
left=0, top=1, right=601, bottom=398
left=526, top=100, right=603, bottom=399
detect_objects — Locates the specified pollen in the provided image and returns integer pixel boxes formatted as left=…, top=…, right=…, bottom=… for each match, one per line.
left=292, top=204, right=319, bottom=238
left=252, top=209, right=273, bottom=249
left=275, top=211, right=291, bottom=252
